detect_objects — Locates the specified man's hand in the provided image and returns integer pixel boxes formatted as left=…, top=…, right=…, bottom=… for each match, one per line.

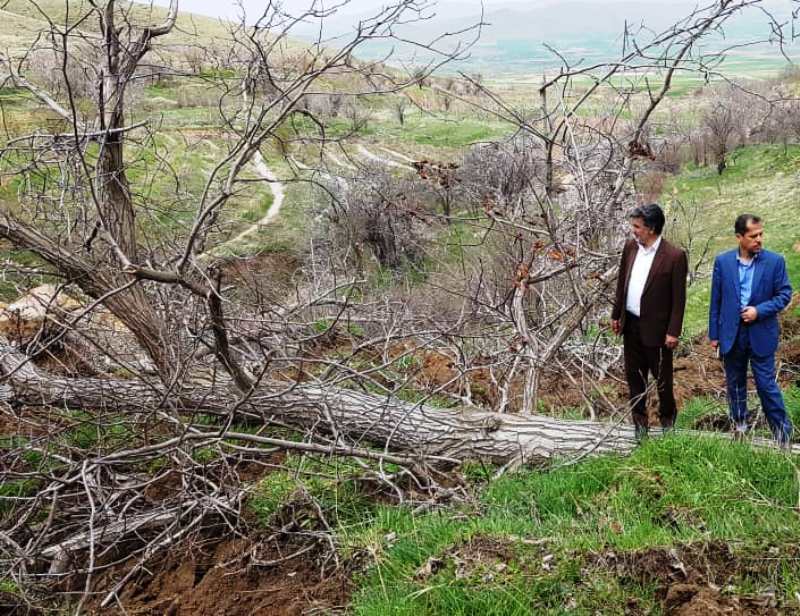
left=611, top=319, right=621, bottom=335
left=665, top=334, right=679, bottom=350
left=741, top=306, right=758, bottom=324
left=709, top=339, right=719, bottom=350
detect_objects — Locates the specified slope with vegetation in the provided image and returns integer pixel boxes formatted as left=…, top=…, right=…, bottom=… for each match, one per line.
left=1, top=1, right=800, bottom=615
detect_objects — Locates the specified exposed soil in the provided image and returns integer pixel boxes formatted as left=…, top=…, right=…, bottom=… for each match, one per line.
left=291, top=310, right=795, bottom=429
left=88, top=532, right=353, bottom=616
left=442, top=534, right=522, bottom=581
left=0, top=591, right=43, bottom=616
left=413, top=534, right=553, bottom=586
left=663, top=584, right=778, bottom=616
left=780, top=294, right=800, bottom=366
left=589, top=541, right=798, bottom=615
left=77, top=487, right=357, bottom=616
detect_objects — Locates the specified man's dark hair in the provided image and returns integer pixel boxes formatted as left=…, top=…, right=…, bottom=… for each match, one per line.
left=734, top=214, right=761, bottom=236
left=630, top=203, right=665, bottom=235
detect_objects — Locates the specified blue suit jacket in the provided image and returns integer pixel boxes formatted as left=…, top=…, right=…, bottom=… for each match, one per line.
left=708, top=249, right=792, bottom=356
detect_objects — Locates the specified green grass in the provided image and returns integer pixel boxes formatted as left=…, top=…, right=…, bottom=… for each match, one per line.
left=0, top=478, right=40, bottom=517
left=248, top=453, right=379, bottom=530
left=0, top=579, right=19, bottom=595
left=375, top=113, right=511, bottom=148
left=276, top=98, right=511, bottom=150
left=218, top=159, right=310, bottom=255
left=674, top=396, right=726, bottom=430
left=676, top=387, right=800, bottom=435
left=348, top=435, right=800, bottom=614
left=0, top=242, right=52, bottom=301
left=62, top=413, right=132, bottom=451
left=665, top=144, right=800, bottom=336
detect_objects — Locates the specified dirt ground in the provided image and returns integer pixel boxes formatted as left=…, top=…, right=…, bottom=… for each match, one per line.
left=5, top=293, right=800, bottom=615
left=589, top=541, right=795, bottom=615
left=0, top=592, right=43, bottom=616
left=87, top=534, right=353, bottom=616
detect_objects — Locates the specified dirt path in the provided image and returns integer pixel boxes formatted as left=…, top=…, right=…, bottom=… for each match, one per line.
left=378, top=145, right=417, bottom=163
left=356, top=144, right=413, bottom=170
left=216, top=141, right=407, bottom=251
left=325, top=149, right=357, bottom=170
left=227, top=151, right=285, bottom=245
left=291, top=157, right=349, bottom=190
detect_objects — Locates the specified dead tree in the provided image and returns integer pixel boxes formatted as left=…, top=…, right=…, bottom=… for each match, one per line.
left=0, top=0, right=795, bottom=608
left=432, top=0, right=792, bottom=413
left=702, top=94, right=739, bottom=174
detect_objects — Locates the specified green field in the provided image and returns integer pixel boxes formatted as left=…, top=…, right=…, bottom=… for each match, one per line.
left=664, top=144, right=800, bottom=336
left=245, top=427, right=800, bottom=615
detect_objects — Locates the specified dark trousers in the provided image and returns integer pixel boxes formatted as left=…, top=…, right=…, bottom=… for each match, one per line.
left=623, top=313, right=677, bottom=429
left=723, top=325, right=792, bottom=442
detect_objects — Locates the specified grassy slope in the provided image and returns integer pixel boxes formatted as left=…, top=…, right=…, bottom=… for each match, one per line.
left=333, top=145, right=800, bottom=613
left=0, top=0, right=238, bottom=51
left=664, top=144, right=800, bottom=336
left=246, top=425, right=800, bottom=615
left=3, top=8, right=800, bottom=612
left=358, top=435, right=800, bottom=614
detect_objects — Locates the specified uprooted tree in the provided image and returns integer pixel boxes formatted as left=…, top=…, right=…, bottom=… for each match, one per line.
left=0, top=0, right=797, bottom=608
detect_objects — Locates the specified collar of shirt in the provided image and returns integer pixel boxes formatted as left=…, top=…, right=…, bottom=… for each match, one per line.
left=636, top=236, right=661, bottom=256
left=736, top=251, right=759, bottom=267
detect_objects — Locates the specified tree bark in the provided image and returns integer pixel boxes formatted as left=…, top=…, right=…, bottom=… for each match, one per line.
left=0, top=337, right=647, bottom=465
left=5, top=338, right=795, bottom=465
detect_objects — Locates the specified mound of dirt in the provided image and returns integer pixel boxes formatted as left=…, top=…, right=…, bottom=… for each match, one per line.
left=689, top=413, right=731, bottom=432
left=81, top=486, right=354, bottom=616
left=589, top=541, right=790, bottom=615
left=414, top=534, right=552, bottom=586
left=780, top=293, right=800, bottom=367
left=664, top=583, right=777, bottom=616
left=443, top=535, right=521, bottom=582
left=89, top=535, right=352, bottom=616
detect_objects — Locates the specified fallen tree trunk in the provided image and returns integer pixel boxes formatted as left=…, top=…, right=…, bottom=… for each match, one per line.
left=1, top=337, right=795, bottom=464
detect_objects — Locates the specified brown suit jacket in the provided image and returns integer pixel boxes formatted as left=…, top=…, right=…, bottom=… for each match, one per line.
left=612, top=238, right=688, bottom=347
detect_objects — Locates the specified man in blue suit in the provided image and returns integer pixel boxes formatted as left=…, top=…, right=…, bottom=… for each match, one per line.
left=708, top=214, right=793, bottom=444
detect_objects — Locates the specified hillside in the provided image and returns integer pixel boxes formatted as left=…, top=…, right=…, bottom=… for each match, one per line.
left=293, top=0, right=797, bottom=76
left=0, top=0, right=230, bottom=50
left=2, top=1, right=800, bottom=615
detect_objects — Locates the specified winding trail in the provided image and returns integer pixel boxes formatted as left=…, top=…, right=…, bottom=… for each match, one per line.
left=378, top=146, right=417, bottom=164
left=228, top=151, right=285, bottom=245
left=356, top=144, right=413, bottom=170
left=325, top=149, right=357, bottom=170
left=216, top=141, right=410, bottom=251
left=219, top=88, right=287, bottom=246
left=290, top=157, right=349, bottom=190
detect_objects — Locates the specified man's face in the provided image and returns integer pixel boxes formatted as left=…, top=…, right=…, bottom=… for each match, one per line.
left=736, top=221, right=764, bottom=256
left=630, top=217, right=656, bottom=246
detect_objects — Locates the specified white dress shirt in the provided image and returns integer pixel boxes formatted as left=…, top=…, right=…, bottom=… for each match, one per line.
left=625, top=236, right=662, bottom=317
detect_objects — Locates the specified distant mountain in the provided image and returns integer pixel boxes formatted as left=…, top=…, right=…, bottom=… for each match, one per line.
left=293, top=0, right=796, bottom=75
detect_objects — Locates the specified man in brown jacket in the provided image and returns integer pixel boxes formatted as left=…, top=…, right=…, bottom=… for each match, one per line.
left=611, top=203, right=688, bottom=440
